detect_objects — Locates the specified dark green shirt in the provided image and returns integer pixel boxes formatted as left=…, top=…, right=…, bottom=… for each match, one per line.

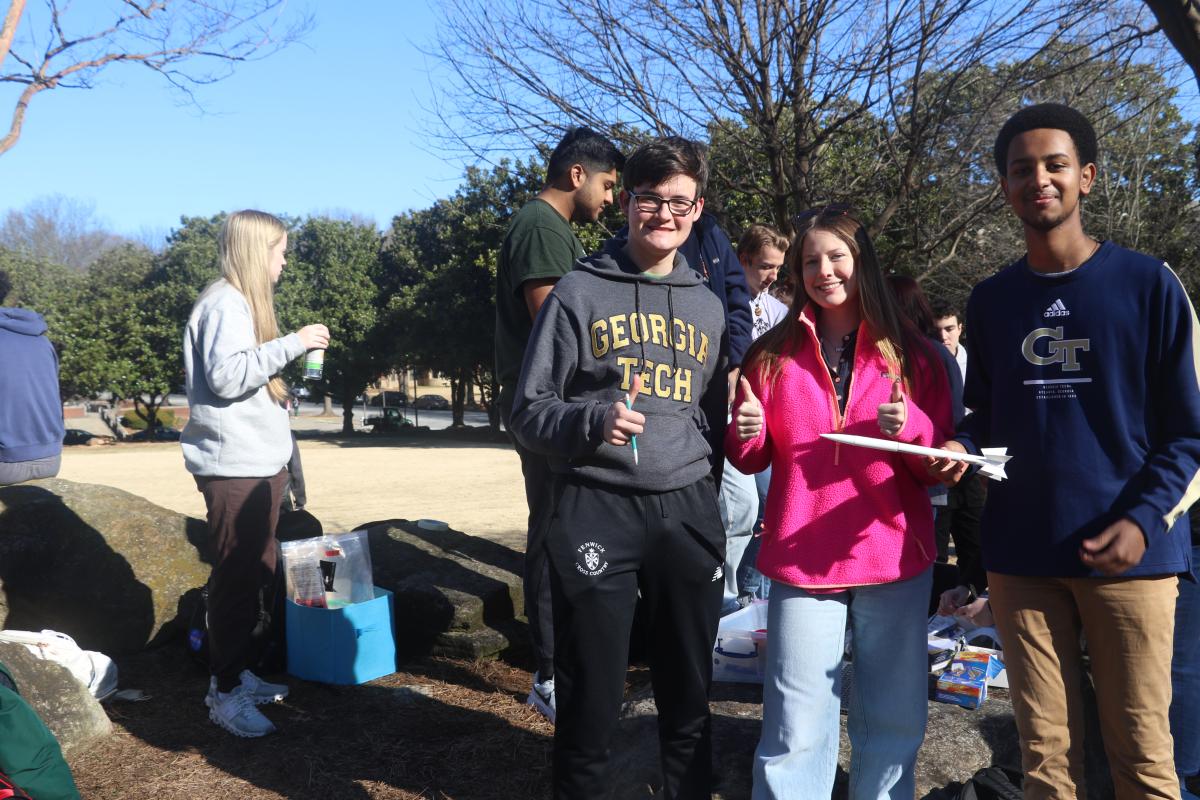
left=495, top=198, right=584, bottom=389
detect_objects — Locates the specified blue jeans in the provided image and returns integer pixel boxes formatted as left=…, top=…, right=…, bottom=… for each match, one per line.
left=718, top=461, right=758, bottom=610
left=737, top=467, right=773, bottom=600
left=753, top=567, right=932, bottom=800
left=1174, top=545, right=1200, bottom=792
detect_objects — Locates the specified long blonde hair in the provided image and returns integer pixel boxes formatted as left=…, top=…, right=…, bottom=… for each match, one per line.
left=219, top=210, right=289, bottom=405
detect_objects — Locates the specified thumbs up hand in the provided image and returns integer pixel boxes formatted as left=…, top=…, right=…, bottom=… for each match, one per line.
left=604, top=373, right=645, bottom=446
left=735, top=376, right=764, bottom=441
left=877, top=378, right=906, bottom=437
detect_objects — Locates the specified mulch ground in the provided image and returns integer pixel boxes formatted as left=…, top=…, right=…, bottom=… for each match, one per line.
left=68, top=645, right=601, bottom=800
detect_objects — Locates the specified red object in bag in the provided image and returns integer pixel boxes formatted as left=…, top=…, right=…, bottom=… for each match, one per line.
left=0, top=770, right=32, bottom=800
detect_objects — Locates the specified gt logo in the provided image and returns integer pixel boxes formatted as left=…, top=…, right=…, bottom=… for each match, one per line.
left=1021, top=327, right=1090, bottom=372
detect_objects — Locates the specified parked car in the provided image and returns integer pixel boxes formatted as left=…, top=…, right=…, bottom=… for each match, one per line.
left=63, top=429, right=95, bottom=446
left=363, top=406, right=413, bottom=432
left=413, top=394, right=450, bottom=410
left=128, top=427, right=182, bottom=442
left=368, top=390, right=408, bottom=407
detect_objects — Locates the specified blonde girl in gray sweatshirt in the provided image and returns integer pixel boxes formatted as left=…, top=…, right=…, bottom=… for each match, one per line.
left=181, top=209, right=329, bottom=737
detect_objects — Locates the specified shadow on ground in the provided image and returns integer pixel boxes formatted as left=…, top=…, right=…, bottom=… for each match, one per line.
left=73, top=646, right=555, bottom=800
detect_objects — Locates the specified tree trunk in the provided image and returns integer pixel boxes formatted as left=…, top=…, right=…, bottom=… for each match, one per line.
left=486, top=373, right=500, bottom=432
left=341, top=376, right=356, bottom=435
left=323, top=394, right=334, bottom=416
left=134, top=394, right=163, bottom=430
left=450, top=374, right=466, bottom=428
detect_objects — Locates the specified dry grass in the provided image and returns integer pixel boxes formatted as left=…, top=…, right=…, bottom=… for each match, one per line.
left=70, top=646, right=561, bottom=800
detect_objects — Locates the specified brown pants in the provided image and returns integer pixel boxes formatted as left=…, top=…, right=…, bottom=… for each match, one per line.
left=989, top=572, right=1180, bottom=800
left=196, top=470, right=288, bottom=693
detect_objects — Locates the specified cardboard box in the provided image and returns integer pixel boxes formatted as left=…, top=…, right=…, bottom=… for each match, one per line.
left=962, top=645, right=1008, bottom=688
left=936, top=671, right=987, bottom=709
left=712, top=601, right=768, bottom=683
left=935, top=651, right=1006, bottom=709
left=286, top=586, right=396, bottom=685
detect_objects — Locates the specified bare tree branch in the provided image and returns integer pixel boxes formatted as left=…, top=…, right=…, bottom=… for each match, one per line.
left=0, top=0, right=312, bottom=157
left=0, top=0, right=23, bottom=68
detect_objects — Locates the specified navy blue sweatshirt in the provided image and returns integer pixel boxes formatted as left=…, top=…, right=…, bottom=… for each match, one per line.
left=957, top=241, right=1200, bottom=578
left=0, top=308, right=64, bottom=463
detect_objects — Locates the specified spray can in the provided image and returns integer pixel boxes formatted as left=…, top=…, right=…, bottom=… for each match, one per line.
left=303, top=349, right=324, bottom=380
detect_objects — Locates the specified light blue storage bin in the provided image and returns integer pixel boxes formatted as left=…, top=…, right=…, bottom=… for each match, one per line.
left=286, top=586, right=397, bottom=685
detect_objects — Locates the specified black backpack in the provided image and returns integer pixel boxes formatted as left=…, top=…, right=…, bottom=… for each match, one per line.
left=185, top=568, right=287, bottom=674
left=957, top=766, right=1023, bottom=800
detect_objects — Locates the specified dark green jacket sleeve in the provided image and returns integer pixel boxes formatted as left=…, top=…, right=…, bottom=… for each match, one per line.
left=0, top=663, right=81, bottom=800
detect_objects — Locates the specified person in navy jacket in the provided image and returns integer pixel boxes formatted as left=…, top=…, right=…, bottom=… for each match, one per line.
left=933, top=104, right=1200, bottom=800
left=0, top=270, right=63, bottom=486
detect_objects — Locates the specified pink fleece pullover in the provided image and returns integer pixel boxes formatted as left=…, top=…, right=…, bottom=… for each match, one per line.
left=726, top=305, right=954, bottom=589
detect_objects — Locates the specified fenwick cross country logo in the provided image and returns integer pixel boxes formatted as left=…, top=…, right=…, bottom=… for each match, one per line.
left=576, top=541, right=608, bottom=576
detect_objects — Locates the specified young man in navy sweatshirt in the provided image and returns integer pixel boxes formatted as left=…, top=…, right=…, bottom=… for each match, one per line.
left=934, top=104, right=1200, bottom=799
left=511, top=137, right=726, bottom=800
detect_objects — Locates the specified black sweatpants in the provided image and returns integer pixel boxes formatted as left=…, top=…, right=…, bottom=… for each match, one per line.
left=934, top=472, right=987, bottom=592
left=196, top=469, right=288, bottom=693
left=547, top=476, right=725, bottom=800
left=500, top=389, right=556, bottom=680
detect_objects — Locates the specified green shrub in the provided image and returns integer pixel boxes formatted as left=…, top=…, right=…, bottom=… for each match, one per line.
left=120, top=408, right=178, bottom=430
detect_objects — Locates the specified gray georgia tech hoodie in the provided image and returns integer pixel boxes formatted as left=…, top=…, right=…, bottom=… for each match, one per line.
left=511, top=238, right=726, bottom=492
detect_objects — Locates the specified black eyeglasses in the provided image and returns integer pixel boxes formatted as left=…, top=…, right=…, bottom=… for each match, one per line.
left=627, top=191, right=699, bottom=216
left=791, top=203, right=854, bottom=228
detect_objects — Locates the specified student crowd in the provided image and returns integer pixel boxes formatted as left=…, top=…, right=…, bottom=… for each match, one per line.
left=1, top=103, right=1196, bottom=800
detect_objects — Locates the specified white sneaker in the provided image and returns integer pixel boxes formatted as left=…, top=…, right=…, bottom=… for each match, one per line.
left=526, top=672, right=555, bottom=724
left=208, top=687, right=276, bottom=737
left=206, top=670, right=288, bottom=707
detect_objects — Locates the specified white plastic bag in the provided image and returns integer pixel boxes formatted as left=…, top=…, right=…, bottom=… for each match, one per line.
left=281, top=531, right=375, bottom=608
left=0, top=629, right=118, bottom=700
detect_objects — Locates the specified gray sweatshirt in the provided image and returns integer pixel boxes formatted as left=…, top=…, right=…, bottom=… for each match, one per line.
left=181, top=280, right=305, bottom=477
left=511, top=239, right=725, bottom=491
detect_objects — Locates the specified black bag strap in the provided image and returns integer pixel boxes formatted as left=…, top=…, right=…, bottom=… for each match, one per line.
left=959, top=766, right=1023, bottom=800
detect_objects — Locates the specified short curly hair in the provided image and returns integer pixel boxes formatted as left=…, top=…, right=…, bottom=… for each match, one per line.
left=993, top=103, right=1097, bottom=176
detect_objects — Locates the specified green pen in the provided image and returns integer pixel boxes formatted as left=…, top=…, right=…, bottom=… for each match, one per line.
left=626, top=395, right=639, bottom=466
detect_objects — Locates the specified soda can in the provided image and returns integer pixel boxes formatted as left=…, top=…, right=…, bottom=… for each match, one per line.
left=303, top=349, right=324, bottom=380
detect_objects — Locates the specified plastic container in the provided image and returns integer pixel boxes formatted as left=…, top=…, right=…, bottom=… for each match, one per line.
left=282, top=531, right=375, bottom=608
left=286, top=586, right=396, bottom=684
left=712, top=600, right=769, bottom=683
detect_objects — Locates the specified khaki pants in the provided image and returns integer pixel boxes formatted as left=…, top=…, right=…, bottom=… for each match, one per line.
left=989, top=572, right=1180, bottom=800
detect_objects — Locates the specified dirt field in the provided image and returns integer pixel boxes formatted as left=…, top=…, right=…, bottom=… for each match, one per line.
left=57, top=436, right=528, bottom=551
left=55, top=434, right=570, bottom=799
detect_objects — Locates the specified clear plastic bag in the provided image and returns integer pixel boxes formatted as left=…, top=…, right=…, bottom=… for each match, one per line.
left=282, top=531, right=375, bottom=608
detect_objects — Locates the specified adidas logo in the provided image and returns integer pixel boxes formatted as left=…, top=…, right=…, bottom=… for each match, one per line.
left=1044, top=299, right=1070, bottom=318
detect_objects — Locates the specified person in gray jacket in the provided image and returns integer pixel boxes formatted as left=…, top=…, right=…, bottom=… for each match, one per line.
left=181, top=209, right=329, bottom=738
left=511, top=138, right=726, bottom=800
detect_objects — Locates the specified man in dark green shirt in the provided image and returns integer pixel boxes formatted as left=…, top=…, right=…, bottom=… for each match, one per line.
left=495, top=127, right=623, bottom=723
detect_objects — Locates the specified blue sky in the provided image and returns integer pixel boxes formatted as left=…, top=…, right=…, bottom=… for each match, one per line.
left=0, top=2, right=472, bottom=241
left=4, top=3, right=1199, bottom=246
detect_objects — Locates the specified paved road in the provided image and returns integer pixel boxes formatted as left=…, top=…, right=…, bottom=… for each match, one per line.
left=63, top=400, right=493, bottom=441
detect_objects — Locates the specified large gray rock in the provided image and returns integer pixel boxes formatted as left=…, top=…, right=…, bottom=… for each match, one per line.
left=0, top=641, right=111, bottom=757
left=360, top=520, right=526, bottom=660
left=0, top=479, right=212, bottom=655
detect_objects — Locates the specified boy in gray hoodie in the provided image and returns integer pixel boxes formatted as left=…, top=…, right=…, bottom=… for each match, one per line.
left=511, top=138, right=726, bottom=800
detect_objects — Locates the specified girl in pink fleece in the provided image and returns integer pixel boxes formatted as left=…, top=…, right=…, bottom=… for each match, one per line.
left=727, top=206, right=952, bottom=799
